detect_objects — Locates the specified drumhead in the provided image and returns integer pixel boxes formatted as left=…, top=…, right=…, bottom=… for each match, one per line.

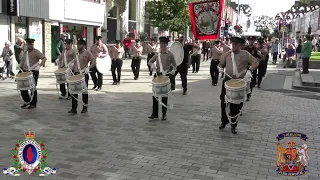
left=54, top=67, right=68, bottom=73
left=96, top=55, right=111, bottom=74
left=152, top=76, right=170, bottom=84
left=16, top=72, right=33, bottom=78
left=225, top=79, right=246, bottom=88
left=169, top=42, right=184, bottom=66
left=67, top=74, right=84, bottom=82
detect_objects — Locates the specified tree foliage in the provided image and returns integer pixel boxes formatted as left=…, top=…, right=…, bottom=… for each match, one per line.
left=145, top=0, right=191, bottom=33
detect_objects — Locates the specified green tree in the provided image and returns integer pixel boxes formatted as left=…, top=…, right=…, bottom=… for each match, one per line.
left=145, top=0, right=191, bottom=33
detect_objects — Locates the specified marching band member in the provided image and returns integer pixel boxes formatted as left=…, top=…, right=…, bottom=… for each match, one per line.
left=148, top=36, right=177, bottom=120
left=174, top=36, right=193, bottom=95
left=218, top=37, right=258, bottom=134
left=110, top=40, right=124, bottom=85
left=131, top=39, right=143, bottom=80
left=243, top=36, right=264, bottom=101
left=68, top=39, right=96, bottom=114
left=19, top=39, right=47, bottom=109
left=58, top=39, right=76, bottom=100
left=146, top=38, right=158, bottom=76
left=191, top=38, right=202, bottom=73
left=256, top=37, right=268, bottom=88
left=210, top=40, right=223, bottom=86
left=90, top=36, right=108, bottom=91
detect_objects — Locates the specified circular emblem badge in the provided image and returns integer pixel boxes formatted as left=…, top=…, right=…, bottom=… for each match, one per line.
left=195, top=11, right=219, bottom=35
left=18, top=140, right=42, bottom=174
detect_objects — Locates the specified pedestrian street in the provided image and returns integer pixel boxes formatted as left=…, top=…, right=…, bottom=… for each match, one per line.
left=0, top=60, right=320, bottom=180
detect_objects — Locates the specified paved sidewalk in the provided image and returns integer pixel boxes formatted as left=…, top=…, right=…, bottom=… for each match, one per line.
left=0, top=60, right=319, bottom=180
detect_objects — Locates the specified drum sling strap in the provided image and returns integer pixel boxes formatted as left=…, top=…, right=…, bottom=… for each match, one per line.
left=153, top=53, right=173, bottom=110
left=18, top=51, right=36, bottom=105
left=55, top=51, right=75, bottom=98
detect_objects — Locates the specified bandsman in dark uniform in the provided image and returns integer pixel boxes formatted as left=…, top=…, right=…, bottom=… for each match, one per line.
left=58, top=39, right=77, bottom=99
left=69, top=39, right=96, bottom=114
left=172, top=36, right=193, bottom=95
left=90, top=36, right=108, bottom=91
left=148, top=36, right=177, bottom=120
left=210, top=40, right=223, bottom=86
left=131, top=39, right=143, bottom=80
left=19, top=39, right=47, bottom=109
left=146, top=38, right=158, bottom=76
left=218, top=37, right=259, bottom=134
left=243, top=36, right=264, bottom=101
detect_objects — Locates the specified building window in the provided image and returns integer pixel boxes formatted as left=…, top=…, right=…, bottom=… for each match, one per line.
left=129, top=0, right=136, bottom=21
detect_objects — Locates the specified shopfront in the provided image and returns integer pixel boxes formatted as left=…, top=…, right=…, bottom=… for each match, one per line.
left=28, top=18, right=43, bottom=52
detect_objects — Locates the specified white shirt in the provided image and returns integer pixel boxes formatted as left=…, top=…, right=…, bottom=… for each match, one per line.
left=193, top=43, right=202, bottom=55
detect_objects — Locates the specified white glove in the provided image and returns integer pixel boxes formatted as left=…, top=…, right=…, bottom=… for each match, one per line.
left=244, top=70, right=252, bottom=82
left=169, top=69, right=176, bottom=75
left=83, top=67, right=90, bottom=74
left=219, top=67, right=224, bottom=73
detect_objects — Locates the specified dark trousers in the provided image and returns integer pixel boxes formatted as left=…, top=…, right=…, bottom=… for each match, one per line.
left=203, top=49, right=209, bottom=61
left=71, top=72, right=89, bottom=109
left=152, top=73, right=173, bottom=116
left=20, top=70, right=39, bottom=106
left=220, top=77, right=243, bottom=128
left=210, top=60, right=219, bottom=84
left=191, top=54, right=201, bottom=72
left=174, top=63, right=188, bottom=91
left=302, top=57, right=309, bottom=73
left=257, top=62, right=266, bottom=86
left=131, top=57, right=141, bottom=78
left=272, top=52, right=278, bottom=64
left=60, top=83, right=70, bottom=97
left=111, top=59, right=123, bottom=83
left=264, top=54, right=269, bottom=72
left=90, top=66, right=103, bottom=89
left=124, top=47, right=131, bottom=58
left=4, top=61, right=15, bottom=77
left=248, top=70, right=257, bottom=98
left=147, top=53, right=155, bottom=75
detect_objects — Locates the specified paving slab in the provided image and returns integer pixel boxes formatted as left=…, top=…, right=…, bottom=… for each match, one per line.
left=0, top=60, right=319, bottom=180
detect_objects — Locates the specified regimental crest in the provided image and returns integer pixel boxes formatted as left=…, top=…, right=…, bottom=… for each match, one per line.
left=276, top=132, right=309, bottom=176
left=3, top=130, right=57, bottom=176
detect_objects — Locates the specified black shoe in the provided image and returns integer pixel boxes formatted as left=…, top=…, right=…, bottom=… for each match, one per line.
left=171, top=88, right=175, bottom=91
left=162, top=115, right=167, bottom=120
left=92, top=86, right=97, bottom=90
left=246, top=96, right=251, bottom=101
left=68, top=109, right=77, bottom=114
left=112, top=82, right=117, bottom=85
left=81, top=108, right=88, bottom=113
left=21, top=104, right=29, bottom=108
left=59, top=96, right=64, bottom=99
left=213, top=84, right=217, bottom=86
left=149, top=73, right=152, bottom=76
left=182, top=91, right=187, bottom=95
left=95, top=88, right=101, bottom=91
left=219, top=123, right=227, bottom=130
left=27, top=105, right=36, bottom=109
left=257, top=85, right=261, bottom=88
left=117, top=82, right=120, bottom=85
left=134, top=77, right=137, bottom=80
left=148, top=115, right=158, bottom=119
left=231, top=127, right=237, bottom=134
left=66, top=96, right=71, bottom=100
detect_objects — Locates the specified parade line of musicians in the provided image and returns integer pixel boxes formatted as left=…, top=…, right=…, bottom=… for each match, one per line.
left=17, top=35, right=269, bottom=134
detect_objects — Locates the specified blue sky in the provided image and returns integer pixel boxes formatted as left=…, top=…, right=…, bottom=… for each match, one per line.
left=231, top=0, right=297, bottom=16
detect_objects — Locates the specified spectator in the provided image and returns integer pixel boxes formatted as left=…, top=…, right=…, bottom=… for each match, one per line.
left=14, top=37, right=25, bottom=64
left=271, top=39, right=280, bottom=64
left=123, top=35, right=132, bottom=59
left=301, top=35, right=312, bottom=74
left=295, top=39, right=302, bottom=71
left=1, top=41, right=14, bottom=78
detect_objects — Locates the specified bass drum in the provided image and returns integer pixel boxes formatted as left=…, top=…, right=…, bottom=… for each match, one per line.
left=168, top=42, right=184, bottom=66
left=96, top=55, right=112, bottom=74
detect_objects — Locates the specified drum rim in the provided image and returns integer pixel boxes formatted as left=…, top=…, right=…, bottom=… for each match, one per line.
left=225, top=79, right=246, bottom=88
left=16, top=72, right=33, bottom=78
left=54, top=68, right=69, bottom=73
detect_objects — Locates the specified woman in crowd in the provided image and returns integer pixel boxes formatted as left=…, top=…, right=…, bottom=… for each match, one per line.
left=1, top=41, right=15, bottom=78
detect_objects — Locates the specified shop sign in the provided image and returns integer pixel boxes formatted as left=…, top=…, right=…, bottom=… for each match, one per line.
left=7, top=0, right=19, bottom=16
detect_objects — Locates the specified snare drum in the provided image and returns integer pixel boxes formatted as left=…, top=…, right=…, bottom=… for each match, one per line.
left=67, top=74, right=87, bottom=94
left=152, top=76, right=171, bottom=96
left=225, top=79, right=246, bottom=104
left=54, top=68, right=69, bottom=84
left=15, top=72, right=35, bottom=90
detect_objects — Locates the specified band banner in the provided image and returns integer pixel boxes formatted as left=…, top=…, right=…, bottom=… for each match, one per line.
left=189, top=0, right=224, bottom=40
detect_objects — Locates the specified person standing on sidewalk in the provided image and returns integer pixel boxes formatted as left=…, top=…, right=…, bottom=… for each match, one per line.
left=110, top=40, right=124, bottom=85
left=56, top=33, right=66, bottom=62
left=271, top=39, right=280, bottom=64
left=19, top=39, right=47, bottom=109
left=90, top=36, right=108, bottom=91
left=218, top=37, right=259, bottom=134
left=123, top=35, right=132, bottom=59
left=1, top=41, right=15, bottom=78
left=146, top=38, right=157, bottom=76
left=131, top=39, right=143, bottom=80
left=191, top=38, right=202, bottom=73
left=295, top=38, right=302, bottom=71
left=301, top=35, right=312, bottom=74
left=209, top=40, right=223, bottom=86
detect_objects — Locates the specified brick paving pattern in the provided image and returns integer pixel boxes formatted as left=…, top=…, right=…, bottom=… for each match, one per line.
left=0, top=59, right=319, bottom=180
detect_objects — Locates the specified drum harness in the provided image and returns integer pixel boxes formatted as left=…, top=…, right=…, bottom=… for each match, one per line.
left=55, top=51, right=73, bottom=99
left=223, top=52, right=251, bottom=124
left=152, top=53, right=174, bottom=109
left=17, top=51, right=37, bottom=105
